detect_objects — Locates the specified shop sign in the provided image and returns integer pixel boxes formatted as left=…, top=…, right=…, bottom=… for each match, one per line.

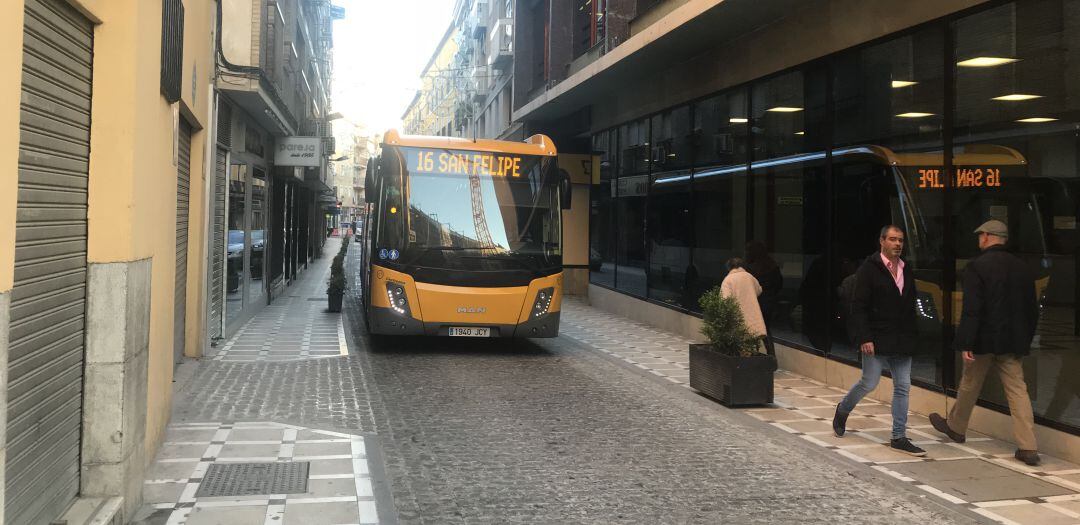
left=275, top=137, right=322, bottom=167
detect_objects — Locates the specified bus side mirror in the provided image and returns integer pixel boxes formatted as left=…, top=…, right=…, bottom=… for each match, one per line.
left=364, top=170, right=375, bottom=201
left=364, top=156, right=379, bottom=201
left=559, top=169, right=572, bottom=210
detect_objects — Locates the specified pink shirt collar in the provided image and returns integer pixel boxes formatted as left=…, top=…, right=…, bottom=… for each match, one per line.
left=880, top=252, right=904, bottom=293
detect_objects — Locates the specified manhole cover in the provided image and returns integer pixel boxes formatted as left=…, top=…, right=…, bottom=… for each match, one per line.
left=196, top=462, right=310, bottom=497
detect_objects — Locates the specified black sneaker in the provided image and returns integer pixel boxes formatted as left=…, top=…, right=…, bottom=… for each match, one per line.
left=832, top=405, right=849, bottom=437
left=1015, top=449, right=1041, bottom=466
left=890, top=437, right=927, bottom=457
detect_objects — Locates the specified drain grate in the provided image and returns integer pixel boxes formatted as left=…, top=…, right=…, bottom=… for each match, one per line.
left=196, top=462, right=310, bottom=497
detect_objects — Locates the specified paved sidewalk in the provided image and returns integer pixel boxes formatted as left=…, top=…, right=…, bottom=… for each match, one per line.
left=135, top=237, right=388, bottom=525
left=207, top=242, right=348, bottom=362
left=560, top=297, right=1080, bottom=525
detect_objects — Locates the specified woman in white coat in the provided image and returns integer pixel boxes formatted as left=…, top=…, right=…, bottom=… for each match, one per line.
left=720, top=257, right=769, bottom=354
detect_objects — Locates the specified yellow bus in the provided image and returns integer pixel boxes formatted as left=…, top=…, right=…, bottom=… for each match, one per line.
left=359, top=130, right=570, bottom=338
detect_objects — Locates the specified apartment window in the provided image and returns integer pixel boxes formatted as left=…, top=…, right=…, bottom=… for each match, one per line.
left=573, top=0, right=605, bottom=58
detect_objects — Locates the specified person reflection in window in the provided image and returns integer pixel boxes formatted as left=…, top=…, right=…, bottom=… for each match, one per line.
left=745, top=240, right=782, bottom=325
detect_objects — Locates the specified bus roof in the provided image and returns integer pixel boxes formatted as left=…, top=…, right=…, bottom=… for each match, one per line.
left=381, top=130, right=558, bottom=157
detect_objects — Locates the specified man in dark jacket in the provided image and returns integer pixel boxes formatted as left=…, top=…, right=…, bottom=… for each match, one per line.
left=930, top=219, right=1041, bottom=466
left=832, top=225, right=925, bottom=456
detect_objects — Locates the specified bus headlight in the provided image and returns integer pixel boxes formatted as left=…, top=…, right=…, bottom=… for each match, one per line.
left=532, top=287, right=554, bottom=318
left=916, top=292, right=937, bottom=320
left=386, top=282, right=411, bottom=316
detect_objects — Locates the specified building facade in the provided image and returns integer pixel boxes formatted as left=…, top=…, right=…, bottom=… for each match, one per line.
left=514, top=0, right=1080, bottom=461
left=215, top=0, right=338, bottom=340
left=451, top=0, right=519, bottom=140
left=0, top=0, right=216, bottom=523
left=402, top=26, right=461, bottom=136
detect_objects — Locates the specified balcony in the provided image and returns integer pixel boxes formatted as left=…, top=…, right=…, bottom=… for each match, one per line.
left=471, top=67, right=489, bottom=104
left=471, top=0, right=489, bottom=38
left=488, top=18, right=512, bottom=71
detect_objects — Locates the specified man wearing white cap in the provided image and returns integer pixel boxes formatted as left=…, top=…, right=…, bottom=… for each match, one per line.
left=929, top=219, right=1041, bottom=466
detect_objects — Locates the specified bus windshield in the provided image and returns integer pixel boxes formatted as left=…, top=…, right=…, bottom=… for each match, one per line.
left=375, top=146, right=562, bottom=276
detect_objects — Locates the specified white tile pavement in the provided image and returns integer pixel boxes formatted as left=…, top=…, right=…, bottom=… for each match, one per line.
left=141, top=421, right=379, bottom=525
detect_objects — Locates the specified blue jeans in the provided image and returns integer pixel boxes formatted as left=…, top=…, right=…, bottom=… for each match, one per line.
left=838, top=354, right=912, bottom=440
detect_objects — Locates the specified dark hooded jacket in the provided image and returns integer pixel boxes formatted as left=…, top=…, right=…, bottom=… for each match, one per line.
left=847, top=253, right=918, bottom=356
left=956, top=245, right=1038, bottom=356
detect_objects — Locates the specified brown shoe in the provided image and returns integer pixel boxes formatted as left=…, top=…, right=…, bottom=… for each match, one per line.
left=1015, top=449, right=1041, bottom=466
left=929, top=412, right=966, bottom=443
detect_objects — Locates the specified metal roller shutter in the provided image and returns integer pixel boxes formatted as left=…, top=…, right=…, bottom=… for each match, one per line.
left=209, top=148, right=227, bottom=339
left=174, top=120, right=192, bottom=364
left=8, top=0, right=93, bottom=523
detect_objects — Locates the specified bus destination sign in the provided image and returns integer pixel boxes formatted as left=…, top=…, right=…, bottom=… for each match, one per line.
left=408, top=149, right=524, bottom=178
left=915, top=167, right=1003, bottom=190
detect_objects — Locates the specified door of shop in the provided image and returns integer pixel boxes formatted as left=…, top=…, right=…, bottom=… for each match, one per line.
left=8, top=0, right=93, bottom=523
left=174, top=120, right=192, bottom=364
left=209, top=147, right=227, bottom=340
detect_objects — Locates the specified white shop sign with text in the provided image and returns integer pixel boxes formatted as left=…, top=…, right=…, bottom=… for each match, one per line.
left=275, top=137, right=322, bottom=167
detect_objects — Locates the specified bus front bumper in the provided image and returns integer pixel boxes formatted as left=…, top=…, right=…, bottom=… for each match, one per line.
left=369, top=307, right=560, bottom=338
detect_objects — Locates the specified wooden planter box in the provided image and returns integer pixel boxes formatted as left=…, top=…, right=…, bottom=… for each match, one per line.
left=689, top=343, right=777, bottom=407
left=327, top=292, right=344, bottom=313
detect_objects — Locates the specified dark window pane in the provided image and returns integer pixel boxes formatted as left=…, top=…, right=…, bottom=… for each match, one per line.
left=693, top=90, right=749, bottom=167
left=647, top=170, right=692, bottom=307
left=690, top=88, right=751, bottom=311
left=954, top=0, right=1080, bottom=429
left=651, top=106, right=693, bottom=171
left=751, top=68, right=829, bottom=351
left=590, top=131, right=617, bottom=287
left=616, top=173, right=648, bottom=297
left=619, top=119, right=650, bottom=175
left=831, top=26, right=946, bottom=386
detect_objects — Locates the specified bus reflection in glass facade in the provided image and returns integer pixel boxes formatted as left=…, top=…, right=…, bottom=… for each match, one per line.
left=588, top=0, right=1080, bottom=432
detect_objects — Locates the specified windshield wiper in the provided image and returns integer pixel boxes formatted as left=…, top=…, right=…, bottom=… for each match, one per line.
left=423, top=245, right=505, bottom=251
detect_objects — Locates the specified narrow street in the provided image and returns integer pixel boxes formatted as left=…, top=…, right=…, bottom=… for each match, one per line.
left=132, top=235, right=998, bottom=524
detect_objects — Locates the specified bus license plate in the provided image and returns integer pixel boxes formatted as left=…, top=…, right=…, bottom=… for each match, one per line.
left=448, top=327, right=490, bottom=337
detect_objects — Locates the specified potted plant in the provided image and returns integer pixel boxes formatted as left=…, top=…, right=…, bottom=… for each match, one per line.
left=689, top=287, right=777, bottom=406
left=327, top=253, right=347, bottom=312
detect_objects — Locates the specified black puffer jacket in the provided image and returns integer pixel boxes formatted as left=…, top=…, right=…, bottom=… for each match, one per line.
left=956, top=245, right=1038, bottom=356
left=847, top=253, right=918, bottom=356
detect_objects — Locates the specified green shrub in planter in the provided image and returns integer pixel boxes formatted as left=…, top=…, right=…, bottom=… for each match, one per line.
left=690, top=286, right=776, bottom=406
left=327, top=256, right=347, bottom=313
left=698, top=287, right=763, bottom=356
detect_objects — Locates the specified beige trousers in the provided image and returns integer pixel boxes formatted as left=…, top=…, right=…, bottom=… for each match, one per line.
left=948, top=354, right=1038, bottom=451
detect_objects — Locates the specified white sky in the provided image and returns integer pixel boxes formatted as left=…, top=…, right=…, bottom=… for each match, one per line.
left=331, top=0, right=456, bottom=134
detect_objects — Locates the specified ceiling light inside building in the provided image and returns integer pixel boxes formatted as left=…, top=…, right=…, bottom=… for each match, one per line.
left=891, top=80, right=917, bottom=88
left=766, top=106, right=803, bottom=113
left=957, top=56, right=1019, bottom=67
left=1016, top=117, right=1058, bottom=123
left=896, top=112, right=935, bottom=118
left=794, top=131, right=805, bottom=135
left=729, top=117, right=748, bottom=123
left=992, top=93, right=1042, bottom=101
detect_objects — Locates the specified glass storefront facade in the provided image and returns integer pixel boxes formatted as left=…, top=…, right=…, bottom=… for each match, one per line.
left=588, top=0, right=1080, bottom=433
left=226, top=131, right=270, bottom=328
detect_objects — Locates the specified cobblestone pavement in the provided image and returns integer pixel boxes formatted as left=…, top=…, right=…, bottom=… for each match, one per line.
left=339, top=250, right=976, bottom=524
left=560, top=297, right=1080, bottom=525
left=150, top=238, right=1022, bottom=524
